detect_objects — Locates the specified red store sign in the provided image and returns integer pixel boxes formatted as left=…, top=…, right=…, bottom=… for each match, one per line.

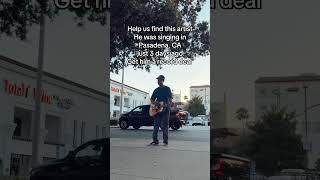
left=111, top=86, right=133, bottom=96
left=4, top=80, right=74, bottom=109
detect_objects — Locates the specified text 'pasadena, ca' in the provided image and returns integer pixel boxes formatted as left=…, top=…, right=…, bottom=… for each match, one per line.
left=127, top=26, right=193, bottom=66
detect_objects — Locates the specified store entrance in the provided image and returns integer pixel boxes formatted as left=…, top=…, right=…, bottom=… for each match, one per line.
left=10, top=154, right=31, bottom=176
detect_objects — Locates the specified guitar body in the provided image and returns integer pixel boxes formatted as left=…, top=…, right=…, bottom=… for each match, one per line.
left=149, top=101, right=164, bottom=117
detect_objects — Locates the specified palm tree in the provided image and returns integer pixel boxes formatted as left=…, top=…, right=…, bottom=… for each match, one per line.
left=236, top=107, right=249, bottom=136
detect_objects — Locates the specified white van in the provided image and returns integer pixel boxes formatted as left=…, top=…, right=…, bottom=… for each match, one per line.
left=197, top=115, right=209, bottom=125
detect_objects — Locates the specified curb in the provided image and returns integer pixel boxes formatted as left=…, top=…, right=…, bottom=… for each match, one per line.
left=111, top=171, right=163, bottom=180
left=111, top=126, right=119, bottom=128
left=110, top=138, right=210, bottom=152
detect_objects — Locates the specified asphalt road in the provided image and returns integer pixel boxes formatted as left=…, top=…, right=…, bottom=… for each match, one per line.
left=111, top=126, right=210, bottom=143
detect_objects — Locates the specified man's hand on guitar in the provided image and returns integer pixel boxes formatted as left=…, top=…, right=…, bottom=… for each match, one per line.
left=149, top=101, right=164, bottom=117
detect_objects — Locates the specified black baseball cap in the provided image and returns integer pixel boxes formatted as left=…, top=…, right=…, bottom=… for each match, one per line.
left=156, top=75, right=165, bottom=80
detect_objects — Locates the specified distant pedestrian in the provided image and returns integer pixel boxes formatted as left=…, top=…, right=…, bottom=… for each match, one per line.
left=150, top=75, right=172, bottom=146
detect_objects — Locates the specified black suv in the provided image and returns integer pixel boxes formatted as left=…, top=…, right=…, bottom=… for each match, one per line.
left=119, top=105, right=183, bottom=130
left=30, top=138, right=109, bottom=180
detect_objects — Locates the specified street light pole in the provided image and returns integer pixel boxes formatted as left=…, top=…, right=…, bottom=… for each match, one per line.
left=204, top=88, right=207, bottom=114
left=119, top=59, right=125, bottom=115
left=119, top=22, right=126, bottom=115
left=106, top=1, right=110, bottom=129
left=303, top=84, right=309, bottom=169
left=32, top=11, right=45, bottom=167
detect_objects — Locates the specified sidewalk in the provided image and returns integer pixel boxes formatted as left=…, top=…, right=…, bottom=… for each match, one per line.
left=111, top=126, right=210, bottom=130
left=110, top=138, right=210, bottom=180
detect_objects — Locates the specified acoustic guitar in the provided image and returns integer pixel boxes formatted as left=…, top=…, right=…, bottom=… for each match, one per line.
left=149, top=99, right=165, bottom=117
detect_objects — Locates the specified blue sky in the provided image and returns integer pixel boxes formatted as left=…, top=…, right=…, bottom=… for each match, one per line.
left=111, top=0, right=210, bottom=100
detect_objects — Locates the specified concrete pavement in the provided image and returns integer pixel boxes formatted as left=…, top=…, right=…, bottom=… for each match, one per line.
left=111, top=126, right=210, bottom=142
left=110, top=138, right=210, bottom=180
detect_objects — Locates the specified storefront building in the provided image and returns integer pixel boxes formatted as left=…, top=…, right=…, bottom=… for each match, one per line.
left=255, top=74, right=320, bottom=168
left=110, top=80, right=149, bottom=119
left=190, top=85, right=211, bottom=115
left=0, top=55, right=108, bottom=176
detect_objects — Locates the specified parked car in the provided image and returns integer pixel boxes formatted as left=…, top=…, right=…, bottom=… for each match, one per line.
left=202, top=120, right=210, bottom=126
left=118, top=105, right=183, bottom=130
left=187, top=117, right=205, bottom=126
left=30, top=138, right=109, bottom=180
left=211, top=153, right=251, bottom=180
left=178, top=110, right=189, bottom=125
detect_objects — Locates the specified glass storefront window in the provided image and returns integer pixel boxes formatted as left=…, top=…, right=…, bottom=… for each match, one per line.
left=45, top=115, right=63, bottom=145
left=73, top=120, right=78, bottom=147
left=124, top=98, right=130, bottom=107
left=13, top=107, right=32, bottom=141
left=10, top=154, right=31, bottom=176
left=114, top=96, right=120, bottom=106
left=113, top=110, right=120, bottom=118
left=81, top=121, right=86, bottom=144
left=102, top=127, right=107, bottom=138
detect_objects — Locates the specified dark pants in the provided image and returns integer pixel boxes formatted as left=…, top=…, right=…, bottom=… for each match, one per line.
left=153, top=109, right=170, bottom=143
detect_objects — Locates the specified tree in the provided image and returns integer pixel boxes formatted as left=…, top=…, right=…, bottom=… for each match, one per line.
left=236, top=107, right=249, bottom=136
left=0, top=1, right=107, bottom=40
left=187, top=96, right=206, bottom=116
left=110, top=0, right=210, bottom=73
left=242, top=106, right=305, bottom=176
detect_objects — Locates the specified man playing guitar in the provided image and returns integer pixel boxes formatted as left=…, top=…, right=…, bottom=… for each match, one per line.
left=150, top=75, right=172, bottom=146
